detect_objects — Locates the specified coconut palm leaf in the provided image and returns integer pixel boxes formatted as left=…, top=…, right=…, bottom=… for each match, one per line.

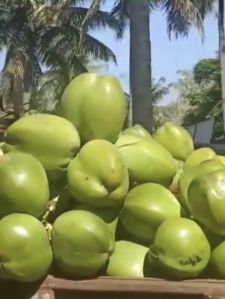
left=33, top=0, right=119, bottom=72
left=29, top=70, right=69, bottom=113
left=159, top=0, right=213, bottom=38
left=0, top=2, right=43, bottom=116
left=4, top=30, right=41, bottom=80
left=69, top=6, right=126, bottom=39
left=39, top=22, right=116, bottom=67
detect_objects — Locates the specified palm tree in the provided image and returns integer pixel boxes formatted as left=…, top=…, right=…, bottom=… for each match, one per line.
left=112, top=0, right=214, bottom=132
left=35, top=0, right=124, bottom=74
left=151, top=77, right=169, bottom=105
left=0, top=0, right=42, bottom=118
left=0, top=0, right=124, bottom=118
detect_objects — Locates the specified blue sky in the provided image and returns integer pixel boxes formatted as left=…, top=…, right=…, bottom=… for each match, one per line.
left=91, top=2, right=218, bottom=104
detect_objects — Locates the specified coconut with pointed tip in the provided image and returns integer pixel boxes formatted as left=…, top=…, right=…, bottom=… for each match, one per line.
left=68, top=140, right=129, bottom=208
left=59, top=73, right=126, bottom=143
left=116, top=135, right=177, bottom=187
left=153, top=122, right=194, bottom=161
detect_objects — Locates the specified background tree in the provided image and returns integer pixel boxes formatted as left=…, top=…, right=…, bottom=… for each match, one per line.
left=173, top=69, right=214, bottom=125
left=153, top=99, right=190, bottom=128
left=168, top=58, right=222, bottom=141
left=112, top=0, right=214, bottom=131
left=0, top=0, right=123, bottom=118
left=152, top=74, right=190, bottom=127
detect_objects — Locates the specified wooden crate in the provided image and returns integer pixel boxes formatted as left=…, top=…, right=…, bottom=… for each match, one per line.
left=2, top=275, right=225, bottom=299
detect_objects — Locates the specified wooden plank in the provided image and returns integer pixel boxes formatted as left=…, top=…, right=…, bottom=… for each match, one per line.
left=40, top=276, right=225, bottom=298
left=2, top=276, right=225, bottom=298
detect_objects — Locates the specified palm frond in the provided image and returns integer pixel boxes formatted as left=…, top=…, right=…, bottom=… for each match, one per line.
left=39, top=27, right=74, bottom=67
left=111, top=0, right=129, bottom=19
left=111, top=0, right=129, bottom=39
left=70, top=7, right=127, bottom=39
left=3, top=22, right=41, bottom=86
left=40, top=22, right=116, bottom=64
left=30, top=3, right=53, bottom=28
left=194, top=0, right=215, bottom=17
left=29, top=70, right=69, bottom=113
left=151, top=77, right=169, bottom=104
left=76, top=0, right=102, bottom=54
left=0, top=0, right=44, bottom=9
left=50, top=0, right=88, bottom=8
left=159, top=0, right=214, bottom=39
left=77, top=30, right=117, bottom=62
left=0, top=0, right=118, bottom=112
left=4, top=36, right=29, bottom=78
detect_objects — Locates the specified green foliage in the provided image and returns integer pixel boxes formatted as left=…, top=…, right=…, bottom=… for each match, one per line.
left=153, top=99, right=190, bottom=129
left=172, top=58, right=223, bottom=141
left=0, top=0, right=217, bottom=128
left=0, top=0, right=124, bottom=116
left=29, top=70, right=69, bottom=113
left=154, top=57, right=223, bottom=140
left=164, top=0, right=215, bottom=38
left=193, top=59, right=221, bottom=84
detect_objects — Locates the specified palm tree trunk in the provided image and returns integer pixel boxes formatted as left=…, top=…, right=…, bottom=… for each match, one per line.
left=128, top=0, right=152, bottom=131
left=218, top=0, right=225, bottom=133
left=12, top=77, right=23, bottom=119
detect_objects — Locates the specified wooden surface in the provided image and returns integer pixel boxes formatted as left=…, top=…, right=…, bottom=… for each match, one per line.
left=30, top=276, right=225, bottom=299
left=2, top=275, right=225, bottom=299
